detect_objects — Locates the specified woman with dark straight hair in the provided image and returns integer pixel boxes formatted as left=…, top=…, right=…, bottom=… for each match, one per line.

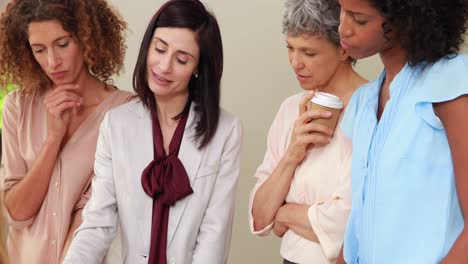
left=64, top=1, right=242, bottom=263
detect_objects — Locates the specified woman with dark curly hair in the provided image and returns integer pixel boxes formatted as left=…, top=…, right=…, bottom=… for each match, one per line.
left=336, top=0, right=468, bottom=263
left=0, top=0, right=132, bottom=263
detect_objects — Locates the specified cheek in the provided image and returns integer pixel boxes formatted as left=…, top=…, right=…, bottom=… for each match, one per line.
left=175, top=68, right=194, bottom=84
left=33, top=54, right=49, bottom=72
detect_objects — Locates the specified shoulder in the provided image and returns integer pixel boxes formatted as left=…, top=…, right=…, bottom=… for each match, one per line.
left=218, top=108, right=242, bottom=135
left=280, top=92, right=306, bottom=112
left=108, top=89, right=135, bottom=106
left=3, top=89, right=42, bottom=114
left=270, top=92, right=308, bottom=124
left=413, top=54, right=468, bottom=103
left=105, top=99, right=147, bottom=123
left=344, top=80, right=375, bottom=116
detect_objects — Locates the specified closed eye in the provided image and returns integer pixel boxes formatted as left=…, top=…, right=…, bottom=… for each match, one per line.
left=176, top=58, right=187, bottom=65
left=57, top=41, right=69, bottom=48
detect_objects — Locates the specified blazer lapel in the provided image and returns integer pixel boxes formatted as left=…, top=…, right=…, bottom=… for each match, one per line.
left=167, top=104, right=205, bottom=245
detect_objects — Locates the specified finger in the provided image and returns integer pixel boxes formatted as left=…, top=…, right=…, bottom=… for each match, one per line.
left=300, top=122, right=334, bottom=136
left=298, top=91, right=315, bottom=115
left=44, top=84, right=80, bottom=101
left=49, top=101, right=80, bottom=116
left=53, top=84, right=80, bottom=92
left=45, top=92, right=82, bottom=107
left=302, top=108, right=333, bottom=123
left=301, top=133, right=331, bottom=145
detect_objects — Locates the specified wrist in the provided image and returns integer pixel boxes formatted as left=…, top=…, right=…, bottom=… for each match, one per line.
left=45, top=134, right=63, bottom=147
left=283, top=149, right=302, bottom=166
left=275, top=204, right=290, bottom=225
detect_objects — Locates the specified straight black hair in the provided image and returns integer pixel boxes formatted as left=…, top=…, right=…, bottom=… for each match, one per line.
left=133, top=0, right=223, bottom=149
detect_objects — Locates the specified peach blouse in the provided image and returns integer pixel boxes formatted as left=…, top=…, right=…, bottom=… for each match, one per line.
left=249, top=92, right=352, bottom=264
left=1, top=89, right=132, bottom=264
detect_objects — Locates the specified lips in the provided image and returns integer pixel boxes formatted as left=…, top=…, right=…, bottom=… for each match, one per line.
left=340, top=40, right=352, bottom=50
left=295, top=73, right=310, bottom=82
left=152, top=71, right=172, bottom=87
left=49, top=71, right=66, bottom=80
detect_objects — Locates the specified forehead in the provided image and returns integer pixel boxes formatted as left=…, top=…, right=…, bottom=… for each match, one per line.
left=287, top=33, right=333, bottom=48
left=152, top=27, right=199, bottom=54
left=338, top=0, right=378, bottom=14
left=28, top=20, right=69, bottom=43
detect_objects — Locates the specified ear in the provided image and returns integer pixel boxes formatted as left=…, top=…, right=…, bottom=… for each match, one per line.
left=338, top=46, right=350, bottom=62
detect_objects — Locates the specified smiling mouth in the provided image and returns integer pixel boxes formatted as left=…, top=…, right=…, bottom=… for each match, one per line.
left=152, top=72, right=174, bottom=86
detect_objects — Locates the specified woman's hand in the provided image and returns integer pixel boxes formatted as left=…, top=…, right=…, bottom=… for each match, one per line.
left=285, top=91, right=334, bottom=164
left=43, top=84, right=82, bottom=142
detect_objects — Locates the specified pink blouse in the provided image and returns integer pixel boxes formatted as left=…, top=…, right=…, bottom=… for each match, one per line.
left=249, top=92, right=352, bottom=264
left=1, top=89, right=132, bottom=264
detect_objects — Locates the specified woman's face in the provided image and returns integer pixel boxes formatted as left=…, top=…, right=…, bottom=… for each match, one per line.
left=28, top=20, right=86, bottom=85
left=287, top=33, right=347, bottom=91
left=338, top=0, right=394, bottom=59
left=146, top=27, right=199, bottom=100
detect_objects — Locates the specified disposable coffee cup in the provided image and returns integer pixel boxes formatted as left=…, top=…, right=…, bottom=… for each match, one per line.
left=308, top=92, right=344, bottom=136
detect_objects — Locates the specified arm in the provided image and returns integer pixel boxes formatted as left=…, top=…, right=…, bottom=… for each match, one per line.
left=275, top=203, right=318, bottom=242
left=275, top=151, right=352, bottom=261
left=252, top=92, right=334, bottom=231
left=60, top=179, right=91, bottom=262
left=63, top=113, right=118, bottom=264
left=191, top=118, right=242, bottom=264
left=336, top=247, right=346, bottom=264
left=60, top=209, right=83, bottom=263
left=3, top=85, right=81, bottom=222
left=435, top=95, right=468, bottom=263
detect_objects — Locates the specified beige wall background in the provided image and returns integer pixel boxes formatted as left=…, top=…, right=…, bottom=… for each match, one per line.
left=0, top=0, right=466, bottom=263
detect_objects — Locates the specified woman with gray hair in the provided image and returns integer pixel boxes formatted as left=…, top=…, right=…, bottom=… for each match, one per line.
left=249, top=0, right=366, bottom=263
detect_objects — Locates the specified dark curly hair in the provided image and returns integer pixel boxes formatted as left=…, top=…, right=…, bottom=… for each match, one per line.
left=0, top=0, right=127, bottom=93
left=369, top=0, right=468, bottom=65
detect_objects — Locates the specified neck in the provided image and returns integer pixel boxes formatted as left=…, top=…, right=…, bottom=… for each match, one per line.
left=318, top=62, right=366, bottom=104
left=379, top=43, right=407, bottom=82
left=155, top=92, right=190, bottom=126
left=73, top=69, right=107, bottom=107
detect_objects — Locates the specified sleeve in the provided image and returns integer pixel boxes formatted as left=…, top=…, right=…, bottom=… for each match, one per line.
left=307, top=152, right=352, bottom=261
left=63, top=112, right=118, bottom=264
left=248, top=100, right=291, bottom=236
left=191, top=117, right=243, bottom=264
left=340, top=87, right=363, bottom=140
left=72, top=175, right=92, bottom=212
left=0, top=91, right=34, bottom=228
left=414, top=54, right=468, bottom=129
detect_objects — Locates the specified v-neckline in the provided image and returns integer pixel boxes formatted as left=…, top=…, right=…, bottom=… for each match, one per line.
left=58, top=89, right=119, bottom=151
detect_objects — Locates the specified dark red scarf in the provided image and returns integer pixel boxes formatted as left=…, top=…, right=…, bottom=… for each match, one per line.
left=141, top=106, right=194, bottom=264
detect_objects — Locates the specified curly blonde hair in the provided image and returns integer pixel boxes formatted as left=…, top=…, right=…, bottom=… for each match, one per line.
left=0, top=0, right=127, bottom=93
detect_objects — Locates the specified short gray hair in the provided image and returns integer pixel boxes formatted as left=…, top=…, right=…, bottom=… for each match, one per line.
left=282, top=0, right=341, bottom=46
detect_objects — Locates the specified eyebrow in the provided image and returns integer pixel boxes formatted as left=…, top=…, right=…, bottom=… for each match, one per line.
left=153, top=37, right=195, bottom=58
left=347, top=10, right=367, bottom=16
left=30, top=35, right=71, bottom=47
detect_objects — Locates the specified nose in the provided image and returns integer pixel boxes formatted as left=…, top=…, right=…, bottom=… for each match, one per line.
left=289, top=51, right=304, bottom=71
left=338, top=10, right=353, bottom=39
left=157, top=53, right=172, bottom=73
left=47, top=50, right=62, bottom=69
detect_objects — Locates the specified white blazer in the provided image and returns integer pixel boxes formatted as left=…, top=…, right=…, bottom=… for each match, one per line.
left=63, top=100, right=242, bottom=264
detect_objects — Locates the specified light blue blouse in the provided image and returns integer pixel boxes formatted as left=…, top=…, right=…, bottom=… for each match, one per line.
left=342, top=54, right=468, bottom=264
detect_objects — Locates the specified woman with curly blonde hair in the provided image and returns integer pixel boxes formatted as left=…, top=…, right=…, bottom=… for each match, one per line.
left=0, top=0, right=132, bottom=263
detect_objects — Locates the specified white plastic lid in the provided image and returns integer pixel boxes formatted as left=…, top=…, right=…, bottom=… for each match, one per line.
left=310, top=92, right=344, bottom=109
